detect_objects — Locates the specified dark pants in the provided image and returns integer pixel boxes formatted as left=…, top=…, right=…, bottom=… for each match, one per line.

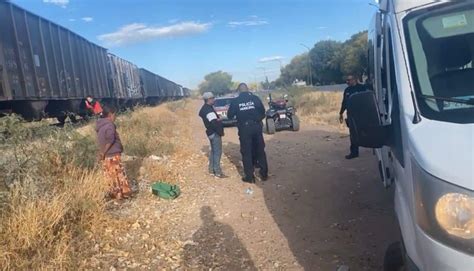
left=208, top=133, right=222, bottom=175
left=238, top=122, right=268, bottom=180
left=346, top=118, right=359, bottom=155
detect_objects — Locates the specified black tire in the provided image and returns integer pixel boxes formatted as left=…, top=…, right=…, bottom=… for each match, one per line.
left=266, top=118, right=276, bottom=134
left=57, top=115, right=67, bottom=124
left=291, top=115, right=300, bottom=131
left=384, top=242, right=405, bottom=271
left=69, top=113, right=78, bottom=124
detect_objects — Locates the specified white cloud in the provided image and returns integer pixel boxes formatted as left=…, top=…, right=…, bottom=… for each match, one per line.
left=43, top=0, right=69, bottom=8
left=228, top=16, right=269, bottom=27
left=98, top=21, right=211, bottom=47
left=259, top=56, right=284, bottom=63
left=68, top=18, right=76, bottom=22
left=317, top=26, right=328, bottom=30
left=81, top=17, right=94, bottom=22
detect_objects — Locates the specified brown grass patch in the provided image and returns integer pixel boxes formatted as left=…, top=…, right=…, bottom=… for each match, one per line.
left=293, top=91, right=345, bottom=128
left=0, top=99, right=191, bottom=269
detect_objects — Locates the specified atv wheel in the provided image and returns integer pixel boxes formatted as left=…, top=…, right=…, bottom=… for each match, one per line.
left=266, top=118, right=276, bottom=134
left=291, top=115, right=300, bottom=131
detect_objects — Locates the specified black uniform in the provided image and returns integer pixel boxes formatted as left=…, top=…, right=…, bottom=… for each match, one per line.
left=340, top=83, right=366, bottom=156
left=228, top=92, right=268, bottom=181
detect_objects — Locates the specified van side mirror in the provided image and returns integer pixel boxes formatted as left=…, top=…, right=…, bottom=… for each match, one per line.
left=347, top=91, right=389, bottom=148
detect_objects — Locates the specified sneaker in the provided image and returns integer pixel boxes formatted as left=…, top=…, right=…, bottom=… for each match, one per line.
left=259, top=174, right=268, bottom=181
left=214, top=173, right=228, bottom=179
left=345, top=153, right=359, bottom=159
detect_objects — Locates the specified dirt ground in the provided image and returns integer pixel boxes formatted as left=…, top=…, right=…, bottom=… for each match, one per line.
left=91, top=100, right=400, bottom=270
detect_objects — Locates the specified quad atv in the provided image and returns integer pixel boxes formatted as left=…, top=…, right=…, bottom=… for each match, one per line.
left=264, top=94, right=300, bottom=134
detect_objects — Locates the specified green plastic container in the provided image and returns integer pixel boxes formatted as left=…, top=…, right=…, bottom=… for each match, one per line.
left=151, top=182, right=181, bottom=200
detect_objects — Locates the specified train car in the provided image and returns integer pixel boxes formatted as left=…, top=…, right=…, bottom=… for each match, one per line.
left=139, top=68, right=163, bottom=105
left=0, top=1, right=110, bottom=120
left=158, top=76, right=180, bottom=99
left=183, top=87, right=191, bottom=97
left=154, top=75, right=170, bottom=99
left=107, top=53, right=143, bottom=107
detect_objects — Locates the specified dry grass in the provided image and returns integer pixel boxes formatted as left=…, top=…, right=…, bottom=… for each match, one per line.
left=0, top=170, right=107, bottom=270
left=0, top=100, right=190, bottom=270
left=293, top=91, right=345, bottom=128
left=118, top=108, right=175, bottom=158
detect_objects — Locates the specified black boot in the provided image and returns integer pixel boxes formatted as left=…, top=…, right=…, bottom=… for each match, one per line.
left=242, top=176, right=255, bottom=183
left=345, top=153, right=359, bottom=159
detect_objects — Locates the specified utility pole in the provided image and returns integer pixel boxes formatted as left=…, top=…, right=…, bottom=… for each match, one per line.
left=300, top=43, right=313, bottom=86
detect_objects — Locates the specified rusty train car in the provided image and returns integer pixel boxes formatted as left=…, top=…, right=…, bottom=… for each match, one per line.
left=0, top=1, right=187, bottom=120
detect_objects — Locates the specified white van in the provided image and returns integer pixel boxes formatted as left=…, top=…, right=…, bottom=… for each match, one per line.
left=348, top=0, right=473, bottom=270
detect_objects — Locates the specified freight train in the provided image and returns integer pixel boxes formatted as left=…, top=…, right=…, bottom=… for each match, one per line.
left=0, top=1, right=189, bottom=121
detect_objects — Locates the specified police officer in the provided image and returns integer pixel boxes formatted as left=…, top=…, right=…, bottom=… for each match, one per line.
left=228, top=83, right=268, bottom=183
left=339, top=75, right=367, bottom=159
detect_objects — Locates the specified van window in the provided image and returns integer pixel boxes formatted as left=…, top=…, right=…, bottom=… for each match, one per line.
left=404, top=2, right=474, bottom=123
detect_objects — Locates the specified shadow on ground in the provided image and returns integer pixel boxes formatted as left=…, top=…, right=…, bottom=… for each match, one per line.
left=182, top=206, right=257, bottom=270
left=223, top=128, right=399, bottom=270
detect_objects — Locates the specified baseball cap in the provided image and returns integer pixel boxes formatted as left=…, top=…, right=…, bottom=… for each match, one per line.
left=202, top=92, right=215, bottom=100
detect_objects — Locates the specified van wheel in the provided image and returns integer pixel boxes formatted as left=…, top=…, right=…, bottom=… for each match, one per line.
left=384, top=242, right=405, bottom=271
left=266, top=118, right=276, bottom=134
left=291, top=115, right=300, bottom=131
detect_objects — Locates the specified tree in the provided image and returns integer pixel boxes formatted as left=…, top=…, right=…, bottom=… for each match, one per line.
left=339, top=31, right=368, bottom=80
left=260, top=77, right=272, bottom=90
left=274, top=30, right=369, bottom=86
left=198, top=71, right=233, bottom=95
left=278, top=53, right=310, bottom=86
left=309, top=40, right=344, bottom=85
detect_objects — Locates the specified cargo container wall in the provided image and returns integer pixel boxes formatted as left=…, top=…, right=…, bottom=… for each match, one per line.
left=155, top=76, right=166, bottom=98
left=155, top=75, right=167, bottom=97
left=0, top=1, right=109, bottom=101
left=107, top=54, right=142, bottom=100
left=139, top=68, right=161, bottom=99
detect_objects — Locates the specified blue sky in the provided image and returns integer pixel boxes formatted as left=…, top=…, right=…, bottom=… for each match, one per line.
left=12, top=0, right=374, bottom=88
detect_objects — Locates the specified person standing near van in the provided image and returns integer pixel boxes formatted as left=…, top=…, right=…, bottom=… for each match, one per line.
left=228, top=83, right=268, bottom=183
left=96, top=104, right=132, bottom=199
left=199, top=92, right=227, bottom=178
left=339, top=75, right=366, bottom=159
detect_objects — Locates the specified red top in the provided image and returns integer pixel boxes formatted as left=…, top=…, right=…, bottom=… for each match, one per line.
left=85, top=100, right=103, bottom=115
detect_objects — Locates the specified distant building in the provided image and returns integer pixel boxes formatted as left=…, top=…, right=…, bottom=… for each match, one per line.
left=292, top=79, right=307, bottom=87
